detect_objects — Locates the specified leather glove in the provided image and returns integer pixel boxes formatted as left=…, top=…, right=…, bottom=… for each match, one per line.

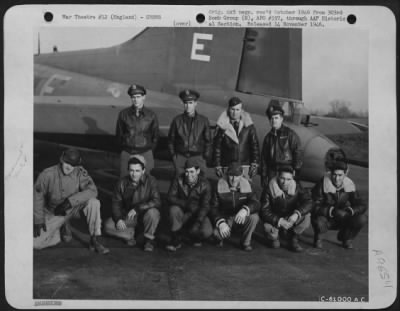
left=234, top=208, right=248, bottom=225
left=248, top=164, right=258, bottom=178
left=218, top=222, right=231, bottom=239
left=332, top=208, right=350, bottom=221
left=54, top=199, right=73, bottom=216
left=215, top=167, right=224, bottom=178
left=34, top=223, right=47, bottom=237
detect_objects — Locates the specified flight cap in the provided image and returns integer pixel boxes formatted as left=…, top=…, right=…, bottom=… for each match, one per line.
left=129, top=154, right=147, bottom=168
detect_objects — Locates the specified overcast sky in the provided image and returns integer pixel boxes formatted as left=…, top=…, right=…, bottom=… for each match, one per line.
left=36, top=27, right=368, bottom=114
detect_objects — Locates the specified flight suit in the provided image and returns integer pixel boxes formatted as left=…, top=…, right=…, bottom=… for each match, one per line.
left=34, top=164, right=101, bottom=249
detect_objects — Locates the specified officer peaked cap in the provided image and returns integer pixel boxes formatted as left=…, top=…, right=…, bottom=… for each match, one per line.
left=127, top=84, right=146, bottom=96
left=266, top=99, right=284, bottom=118
left=179, top=89, right=200, bottom=102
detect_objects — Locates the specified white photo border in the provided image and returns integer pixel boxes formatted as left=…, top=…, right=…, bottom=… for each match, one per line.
left=3, top=4, right=397, bottom=309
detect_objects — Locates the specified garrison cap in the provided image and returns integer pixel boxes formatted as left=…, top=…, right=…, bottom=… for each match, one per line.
left=184, top=158, right=201, bottom=170
left=330, top=160, right=348, bottom=171
left=228, top=97, right=243, bottom=107
left=277, top=164, right=294, bottom=175
left=129, top=154, right=146, bottom=168
left=127, top=84, right=146, bottom=96
left=61, top=148, right=81, bottom=166
left=266, top=99, right=284, bottom=118
left=226, top=162, right=243, bottom=177
left=179, top=89, right=200, bottom=102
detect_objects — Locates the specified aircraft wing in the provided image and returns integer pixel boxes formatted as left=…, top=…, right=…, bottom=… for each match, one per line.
left=34, top=63, right=229, bottom=156
left=35, top=63, right=222, bottom=137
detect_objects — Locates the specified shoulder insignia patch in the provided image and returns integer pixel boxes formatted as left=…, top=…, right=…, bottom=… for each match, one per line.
left=79, top=167, right=88, bottom=177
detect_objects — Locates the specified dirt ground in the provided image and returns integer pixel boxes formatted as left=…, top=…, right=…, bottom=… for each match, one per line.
left=32, top=141, right=369, bottom=302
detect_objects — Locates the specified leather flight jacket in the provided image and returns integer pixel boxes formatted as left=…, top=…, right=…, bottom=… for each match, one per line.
left=167, top=174, right=212, bottom=224
left=311, top=176, right=367, bottom=218
left=116, top=106, right=159, bottom=154
left=260, top=180, right=313, bottom=227
left=168, top=112, right=212, bottom=160
left=213, top=111, right=260, bottom=167
left=111, top=173, right=161, bottom=223
left=260, top=125, right=303, bottom=177
left=209, top=177, right=260, bottom=225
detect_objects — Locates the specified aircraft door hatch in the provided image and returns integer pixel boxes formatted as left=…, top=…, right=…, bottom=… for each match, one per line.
left=236, top=28, right=302, bottom=101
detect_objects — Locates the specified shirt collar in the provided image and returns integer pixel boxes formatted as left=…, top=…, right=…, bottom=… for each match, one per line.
left=130, top=106, right=145, bottom=116
left=184, top=111, right=196, bottom=118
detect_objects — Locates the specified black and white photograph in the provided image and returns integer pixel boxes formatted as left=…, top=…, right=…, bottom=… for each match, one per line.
left=3, top=5, right=397, bottom=309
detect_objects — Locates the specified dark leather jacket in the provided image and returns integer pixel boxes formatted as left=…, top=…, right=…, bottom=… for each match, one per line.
left=168, top=112, right=212, bottom=160
left=116, top=106, right=159, bottom=154
left=260, top=177, right=312, bottom=227
left=213, top=111, right=260, bottom=167
left=312, top=175, right=366, bottom=218
left=167, top=174, right=212, bottom=224
left=112, top=173, right=161, bottom=223
left=210, top=177, right=260, bottom=225
left=260, top=124, right=302, bottom=179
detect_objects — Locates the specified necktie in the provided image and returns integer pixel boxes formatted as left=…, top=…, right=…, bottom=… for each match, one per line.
left=233, top=121, right=239, bottom=135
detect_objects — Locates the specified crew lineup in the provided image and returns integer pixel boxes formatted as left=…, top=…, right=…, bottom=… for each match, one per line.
left=33, top=84, right=368, bottom=255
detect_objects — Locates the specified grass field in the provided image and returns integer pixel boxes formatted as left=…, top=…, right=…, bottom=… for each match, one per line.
left=327, top=132, right=368, bottom=164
